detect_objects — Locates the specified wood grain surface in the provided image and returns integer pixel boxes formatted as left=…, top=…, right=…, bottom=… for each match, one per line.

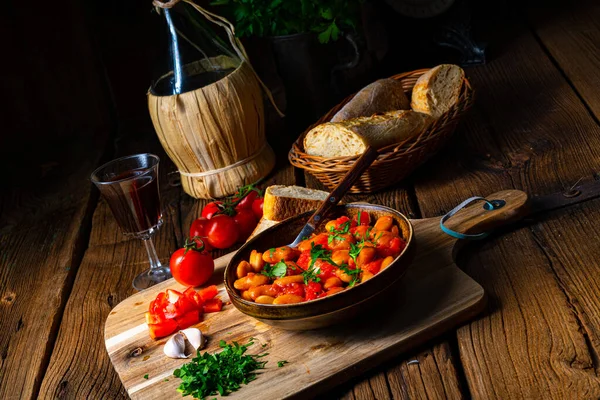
left=7, top=2, right=600, bottom=399
left=527, top=0, right=600, bottom=120
left=104, top=201, right=501, bottom=398
left=408, top=19, right=600, bottom=399
left=0, top=136, right=107, bottom=400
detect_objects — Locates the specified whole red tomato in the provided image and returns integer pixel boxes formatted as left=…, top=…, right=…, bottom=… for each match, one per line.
left=235, top=190, right=259, bottom=210
left=252, top=197, right=264, bottom=219
left=201, top=201, right=222, bottom=219
left=189, top=217, right=212, bottom=251
left=169, top=242, right=214, bottom=287
left=233, top=208, right=258, bottom=242
left=204, top=214, right=239, bottom=249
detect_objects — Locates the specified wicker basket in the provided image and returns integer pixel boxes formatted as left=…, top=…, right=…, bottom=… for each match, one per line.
left=288, top=69, right=474, bottom=193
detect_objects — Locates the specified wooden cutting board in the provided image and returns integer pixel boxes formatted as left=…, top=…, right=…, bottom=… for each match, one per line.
left=105, top=190, right=529, bottom=399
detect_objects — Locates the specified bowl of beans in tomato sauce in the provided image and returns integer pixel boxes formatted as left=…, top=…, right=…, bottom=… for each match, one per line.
left=224, top=204, right=414, bottom=330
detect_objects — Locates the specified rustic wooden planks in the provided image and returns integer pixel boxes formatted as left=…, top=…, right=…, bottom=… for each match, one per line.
left=0, top=136, right=107, bottom=400
left=38, top=139, right=298, bottom=398
left=305, top=175, right=468, bottom=399
left=104, top=211, right=489, bottom=399
left=409, top=21, right=600, bottom=399
left=527, top=0, right=600, bottom=120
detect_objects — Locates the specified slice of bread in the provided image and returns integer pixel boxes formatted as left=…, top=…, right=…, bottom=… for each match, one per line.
left=304, top=110, right=432, bottom=158
left=331, top=79, right=410, bottom=122
left=411, top=64, right=464, bottom=118
left=263, top=185, right=330, bottom=221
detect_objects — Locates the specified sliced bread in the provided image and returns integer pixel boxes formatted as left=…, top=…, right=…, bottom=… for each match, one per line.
left=331, top=79, right=410, bottom=122
left=304, top=110, right=432, bottom=158
left=411, top=64, right=464, bottom=118
left=263, top=185, right=330, bottom=221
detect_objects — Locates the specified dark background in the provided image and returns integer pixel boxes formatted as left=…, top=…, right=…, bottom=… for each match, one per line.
left=0, top=0, right=501, bottom=190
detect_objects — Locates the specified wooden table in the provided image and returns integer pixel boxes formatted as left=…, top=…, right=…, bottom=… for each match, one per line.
left=3, top=1, right=600, bottom=398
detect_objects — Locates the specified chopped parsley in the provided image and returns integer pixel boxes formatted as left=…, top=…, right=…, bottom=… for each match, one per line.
left=338, top=263, right=361, bottom=287
left=174, top=340, right=268, bottom=399
left=277, top=360, right=289, bottom=368
left=301, top=243, right=335, bottom=284
left=143, top=374, right=149, bottom=380
left=261, top=261, right=288, bottom=279
left=268, top=248, right=275, bottom=259
left=327, top=221, right=351, bottom=245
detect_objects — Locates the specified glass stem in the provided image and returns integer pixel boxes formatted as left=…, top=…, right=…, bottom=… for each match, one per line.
left=143, top=237, right=163, bottom=271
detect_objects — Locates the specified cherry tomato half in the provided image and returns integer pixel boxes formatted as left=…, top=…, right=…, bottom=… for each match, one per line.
left=233, top=208, right=258, bottom=242
left=169, top=246, right=215, bottom=287
left=235, top=190, right=259, bottom=210
left=252, top=197, right=264, bottom=219
left=205, top=214, right=239, bottom=249
left=201, top=201, right=222, bottom=219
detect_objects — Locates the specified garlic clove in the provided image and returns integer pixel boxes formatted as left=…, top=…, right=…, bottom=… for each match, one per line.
left=180, top=328, right=205, bottom=351
left=163, top=333, right=188, bottom=359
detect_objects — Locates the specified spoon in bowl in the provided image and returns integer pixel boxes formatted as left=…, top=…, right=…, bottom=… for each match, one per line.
left=288, top=146, right=379, bottom=248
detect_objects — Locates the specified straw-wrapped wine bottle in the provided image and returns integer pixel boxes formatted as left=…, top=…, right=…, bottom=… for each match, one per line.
left=148, top=0, right=280, bottom=199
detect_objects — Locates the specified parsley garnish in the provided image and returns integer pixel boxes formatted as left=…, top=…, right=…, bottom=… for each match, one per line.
left=143, top=374, right=149, bottom=380
left=338, top=263, right=361, bottom=287
left=349, top=242, right=362, bottom=264
left=174, top=340, right=267, bottom=398
left=262, top=261, right=288, bottom=279
left=269, top=248, right=275, bottom=259
left=277, top=360, right=289, bottom=368
left=327, top=221, right=351, bottom=245
left=302, top=243, right=335, bottom=284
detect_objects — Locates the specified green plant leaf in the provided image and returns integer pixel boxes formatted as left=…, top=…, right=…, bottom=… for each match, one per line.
left=320, top=7, right=333, bottom=20
left=318, top=21, right=339, bottom=43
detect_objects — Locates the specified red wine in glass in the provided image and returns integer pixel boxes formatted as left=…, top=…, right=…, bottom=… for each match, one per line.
left=91, top=154, right=171, bottom=290
left=103, top=168, right=162, bottom=236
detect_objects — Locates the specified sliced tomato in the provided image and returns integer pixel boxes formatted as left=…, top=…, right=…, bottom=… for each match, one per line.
left=149, top=292, right=168, bottom=313
left=312, top=233, right=330, bottom=249
left=203, top=298, right=223, bottom=313
left=175, top=310, right=201, bottom=328
left=166, top=289, right=183, bottom=304
left=352, top=211, right=370, bottom=226
left=148, top=319, right=178, bottom=340
left=198, top=285, right=218, bottom=302
left=364, top=259, right=383, bottom=274
left=145, top=311, right=167, bottom=325
left=315, top=260, right=337, bottom=280
left=281, top=282, right=305, bottom=298
left=333, top=216, right=352, bottom=229
left=164, top=302, right=181, bottom=319
left=148, top=299, right=157, bottom=314
left=377, top=237, right=406, bottom=258
left=183, top=287, right=203, bottom=307
left=305, top=281, right=323, bottom=301
left=296, top=251, right=311, bottom=270
left=176, top=295, right=197, bottom=315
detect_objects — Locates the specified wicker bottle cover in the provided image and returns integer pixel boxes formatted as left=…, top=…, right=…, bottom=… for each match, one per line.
left=148, top=0, right=283, bottom=199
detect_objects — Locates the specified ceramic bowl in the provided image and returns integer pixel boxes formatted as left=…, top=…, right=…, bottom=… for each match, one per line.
left=224, top=204, right=414, bottom=330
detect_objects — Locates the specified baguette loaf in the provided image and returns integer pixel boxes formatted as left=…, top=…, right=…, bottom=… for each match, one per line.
left=411, top=64, right=464, bottom=118
left=263, top=185, right=329, bottom=221
left=304, top=110, right=432, bottom=158
left=331, top=79, right=410, bottom=122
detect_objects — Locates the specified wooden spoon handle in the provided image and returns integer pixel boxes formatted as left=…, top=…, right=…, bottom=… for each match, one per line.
left=443, top=189, right=530, bottom=236
left=306, top=146, right=379, bottom=229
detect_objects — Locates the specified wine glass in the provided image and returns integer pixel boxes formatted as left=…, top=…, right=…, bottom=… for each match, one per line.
left=91, top=153, right=171, bottom=290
